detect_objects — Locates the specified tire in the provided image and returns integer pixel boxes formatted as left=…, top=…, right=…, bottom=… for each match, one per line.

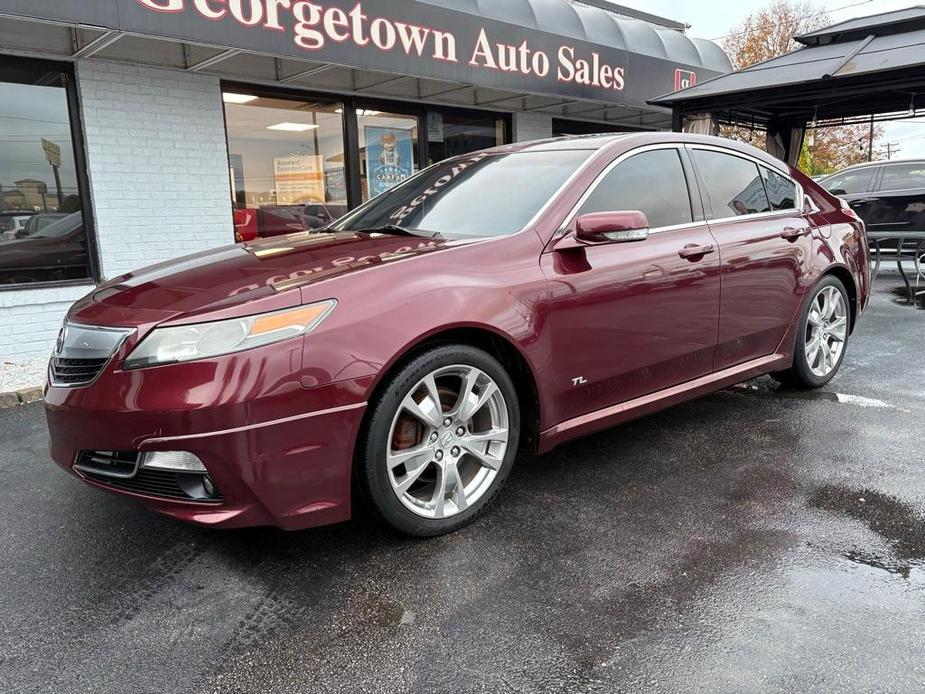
left=356, top=344, right=520, bottom=537
left=771, top=275, right=851, bottom=388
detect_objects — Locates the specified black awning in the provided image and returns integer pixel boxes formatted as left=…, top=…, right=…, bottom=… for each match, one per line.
left=650, top=7, right=925, bottom=126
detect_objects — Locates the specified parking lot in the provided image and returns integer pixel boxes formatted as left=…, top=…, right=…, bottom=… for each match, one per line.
left=2, top=276, right=924, bottom=694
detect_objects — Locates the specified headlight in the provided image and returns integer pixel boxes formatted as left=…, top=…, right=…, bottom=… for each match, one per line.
left=124, top=300, right=336, bottom=369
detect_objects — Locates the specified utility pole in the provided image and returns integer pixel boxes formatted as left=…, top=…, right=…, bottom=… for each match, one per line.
left=883, top=141, right=901, bottom=160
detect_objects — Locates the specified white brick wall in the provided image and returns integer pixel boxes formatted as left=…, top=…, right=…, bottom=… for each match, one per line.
left=513, top=112, right=553, bottom=142
left=0, top=61, right=233, bottom=361
left=79, top=61, right=233, bottom=279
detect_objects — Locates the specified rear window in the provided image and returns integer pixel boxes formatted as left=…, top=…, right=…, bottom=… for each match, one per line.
left=761, top=167, right=797, bottom=210
left=878, top=163, right=925, bottom=191
left=693, top=149, right=771, bottom=217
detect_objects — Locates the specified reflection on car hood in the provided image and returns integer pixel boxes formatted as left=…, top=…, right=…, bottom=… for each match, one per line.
left=86, top=231, right=470, bottom=316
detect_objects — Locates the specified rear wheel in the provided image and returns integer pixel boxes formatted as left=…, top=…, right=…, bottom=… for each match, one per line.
left=772, top=275, right=850, bottom=388
left=357, top=345, right=520, bottom=536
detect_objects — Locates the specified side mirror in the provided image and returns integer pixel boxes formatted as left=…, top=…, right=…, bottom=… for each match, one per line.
left=575, top=211, right=649, bottom=244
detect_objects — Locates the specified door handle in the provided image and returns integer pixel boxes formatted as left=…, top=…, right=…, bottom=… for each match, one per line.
left=678, top=243, right=715, bottom=260
left=780, top=226, right=809, bottom=241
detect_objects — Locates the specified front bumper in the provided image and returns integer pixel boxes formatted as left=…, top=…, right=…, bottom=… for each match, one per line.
left=44, top=342, right=372, bottom=530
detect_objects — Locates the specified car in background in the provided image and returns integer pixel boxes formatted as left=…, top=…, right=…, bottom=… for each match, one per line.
left=0, top=211, right=87, bottom=284
left=301, top=203, right=348, bottom=229
left=0, top=211, right=34, bottom=241
left=819, top=160, right=925, bottom=238
left=45, top=134, right=868, bottom=537
left=16, top=212, right=69, bottom=240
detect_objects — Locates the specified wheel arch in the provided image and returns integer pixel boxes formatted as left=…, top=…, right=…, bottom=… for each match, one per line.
left=361, top=324, right=542, bottom=453
left=819, top=263, right=859, bottom=334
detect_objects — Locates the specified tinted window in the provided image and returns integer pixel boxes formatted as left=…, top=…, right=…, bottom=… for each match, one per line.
left=332, top=150, right=592, bottom=238
left=821, top=167, right=875, bottom=195
left=761, top=167, right=797, bottom=210
left=0, top=59, right=90, bottom=285
left=879, top=163, right=925, bottom=191
left=694, top=150, right=770, bottom=217
left=579, top=149, right=692, bottom=228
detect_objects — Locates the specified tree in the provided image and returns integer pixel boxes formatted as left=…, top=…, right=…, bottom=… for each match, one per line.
left=721, top=0, right=882, bottom=175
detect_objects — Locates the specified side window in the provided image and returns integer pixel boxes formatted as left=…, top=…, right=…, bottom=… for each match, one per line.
left=693, top=149, right=770, bottom=217
left=761, top=167, right=797, bottom=210
left=579, top=148, right=693, bottom=229
left=878, top=163, right=925, bottom=191
left=822, top=168, right=875, bottom=195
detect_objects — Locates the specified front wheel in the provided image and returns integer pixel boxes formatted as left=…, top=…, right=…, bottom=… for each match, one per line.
left=772, top=275, right=851, bottom=388
left=357, top=345, right=520, bottom=537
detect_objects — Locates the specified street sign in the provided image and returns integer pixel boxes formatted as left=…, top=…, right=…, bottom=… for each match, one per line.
left=42, top=138, right=61, bottom=167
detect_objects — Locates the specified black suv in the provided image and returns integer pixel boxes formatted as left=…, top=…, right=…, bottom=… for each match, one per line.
left=820, top=160, right=925, bottom=234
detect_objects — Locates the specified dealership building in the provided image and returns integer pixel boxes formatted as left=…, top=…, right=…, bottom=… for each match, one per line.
left=0, top=0, right=730, bottom=361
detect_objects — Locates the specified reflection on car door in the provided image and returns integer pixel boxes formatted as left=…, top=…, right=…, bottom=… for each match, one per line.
left=866, top=162, right=925, bottom=233
left=541, top=146, right=721, bottom=425
left=690, top=147, right=813, bottom=370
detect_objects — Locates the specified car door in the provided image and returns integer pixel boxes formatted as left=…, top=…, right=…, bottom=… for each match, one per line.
left=689, top=146, right=813, bottom=370
left=540, top=145, right=721, bottom=425
left=867, top=162, right=925, bottom=233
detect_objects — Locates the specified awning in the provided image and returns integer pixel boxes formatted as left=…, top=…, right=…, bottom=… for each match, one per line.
left=650, top=7, right=925, bottom=127
left=0, top=0, right=730, bottom=128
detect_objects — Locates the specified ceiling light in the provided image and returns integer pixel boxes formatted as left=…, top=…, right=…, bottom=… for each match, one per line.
left=266, top=122, right=319, bottom=132
left=223, top=92, right=258, bottom=104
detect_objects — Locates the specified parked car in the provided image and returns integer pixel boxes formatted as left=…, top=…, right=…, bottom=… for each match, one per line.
left=0, top=211, right=87, bottom=284
left=17, top=212, right=69, bottom=240
left=0, top=211, right=34, bottom=241
left=819, top=159, right=925, bottom=239
left=45, top=134, right=869, bottom=537
left=301, top=203, right=348, bottom=229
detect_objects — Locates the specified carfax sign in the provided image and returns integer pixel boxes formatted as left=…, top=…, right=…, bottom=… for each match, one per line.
left=364, top=127, right=414, bottom=198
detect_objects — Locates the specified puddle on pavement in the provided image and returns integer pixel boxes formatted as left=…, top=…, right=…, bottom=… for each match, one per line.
left=809, top=484, right=925, bottom=579
left=724, top=383, right=901, bottom=410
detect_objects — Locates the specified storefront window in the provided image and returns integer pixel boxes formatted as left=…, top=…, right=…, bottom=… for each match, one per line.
left=224, top=93, right=347, bottom=241
left=357, top=110, right=420, bottom=203
left=0, top=60, right=90, bottom=286
left=427, top=112, right=506, bottom=164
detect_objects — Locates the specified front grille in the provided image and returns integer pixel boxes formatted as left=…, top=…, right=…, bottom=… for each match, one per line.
left=76, top=450, right=222, bottom=503
left=50, top=357, right=109, bottom=386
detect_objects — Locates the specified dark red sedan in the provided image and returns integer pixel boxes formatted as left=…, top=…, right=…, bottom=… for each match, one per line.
left=45, top=133, right=869, bottom=536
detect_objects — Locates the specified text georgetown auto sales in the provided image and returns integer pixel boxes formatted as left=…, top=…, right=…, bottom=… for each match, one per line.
left=138, top=0, right=628, bottom=92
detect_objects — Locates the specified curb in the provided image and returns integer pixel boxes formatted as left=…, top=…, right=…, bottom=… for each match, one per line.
left=0, top=386, right=43, bottom=408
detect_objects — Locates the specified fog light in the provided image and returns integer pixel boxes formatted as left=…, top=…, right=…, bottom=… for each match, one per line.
left=142, top=451, right=207, bottom=473
left=202, top=476, right=216, bottom=497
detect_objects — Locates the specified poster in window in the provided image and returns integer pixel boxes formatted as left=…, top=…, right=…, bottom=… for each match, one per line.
left=364, top=126, right=414, bottom=197
left=273, top=155, right=325, bottom=204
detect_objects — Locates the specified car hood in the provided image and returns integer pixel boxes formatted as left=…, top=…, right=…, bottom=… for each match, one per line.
left=79, top=231, right=469, bottom=323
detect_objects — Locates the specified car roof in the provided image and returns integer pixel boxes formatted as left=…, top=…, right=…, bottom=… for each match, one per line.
left=469, top=131, right=793, bottom=175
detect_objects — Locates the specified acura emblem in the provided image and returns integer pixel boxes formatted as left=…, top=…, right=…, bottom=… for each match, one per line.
left=55, top=326, right=67, bottom=355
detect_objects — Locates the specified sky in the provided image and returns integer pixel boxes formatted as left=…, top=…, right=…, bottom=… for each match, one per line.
left=614, top=0, right=925, bottom=158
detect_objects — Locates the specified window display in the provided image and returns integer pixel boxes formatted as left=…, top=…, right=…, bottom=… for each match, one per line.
left=224, top=93, right=348, bottom=241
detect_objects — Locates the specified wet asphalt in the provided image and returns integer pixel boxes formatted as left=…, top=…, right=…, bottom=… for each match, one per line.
left=2, top=277, right=924, bottom=694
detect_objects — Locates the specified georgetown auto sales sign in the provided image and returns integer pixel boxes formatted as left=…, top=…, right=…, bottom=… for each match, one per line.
left=11, top=0, right=723, bottom=106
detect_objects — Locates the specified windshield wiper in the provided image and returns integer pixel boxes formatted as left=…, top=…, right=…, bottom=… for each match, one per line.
left=353, top=224, right=443, bottom=239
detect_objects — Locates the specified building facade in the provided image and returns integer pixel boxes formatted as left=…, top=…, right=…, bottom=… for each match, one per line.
left=0, top=0, right=730, bottom=360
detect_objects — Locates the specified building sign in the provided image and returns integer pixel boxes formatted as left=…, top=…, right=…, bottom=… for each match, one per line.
left=11, top=1, right=726, bottom=109
left=41, top=138, right=62, bottom=167
left=364, top=127, right=414, bottom=197
left=273, top=155, right=325, bottom=204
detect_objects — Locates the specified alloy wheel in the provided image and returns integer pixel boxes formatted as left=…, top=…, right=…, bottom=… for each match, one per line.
left=804, top=285, right=848, bottom=377
left=387, top=365, right=510, bottom=519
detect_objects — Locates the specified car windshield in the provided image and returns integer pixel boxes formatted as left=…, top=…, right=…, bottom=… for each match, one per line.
left=331, top=149, right=593, bottom=238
